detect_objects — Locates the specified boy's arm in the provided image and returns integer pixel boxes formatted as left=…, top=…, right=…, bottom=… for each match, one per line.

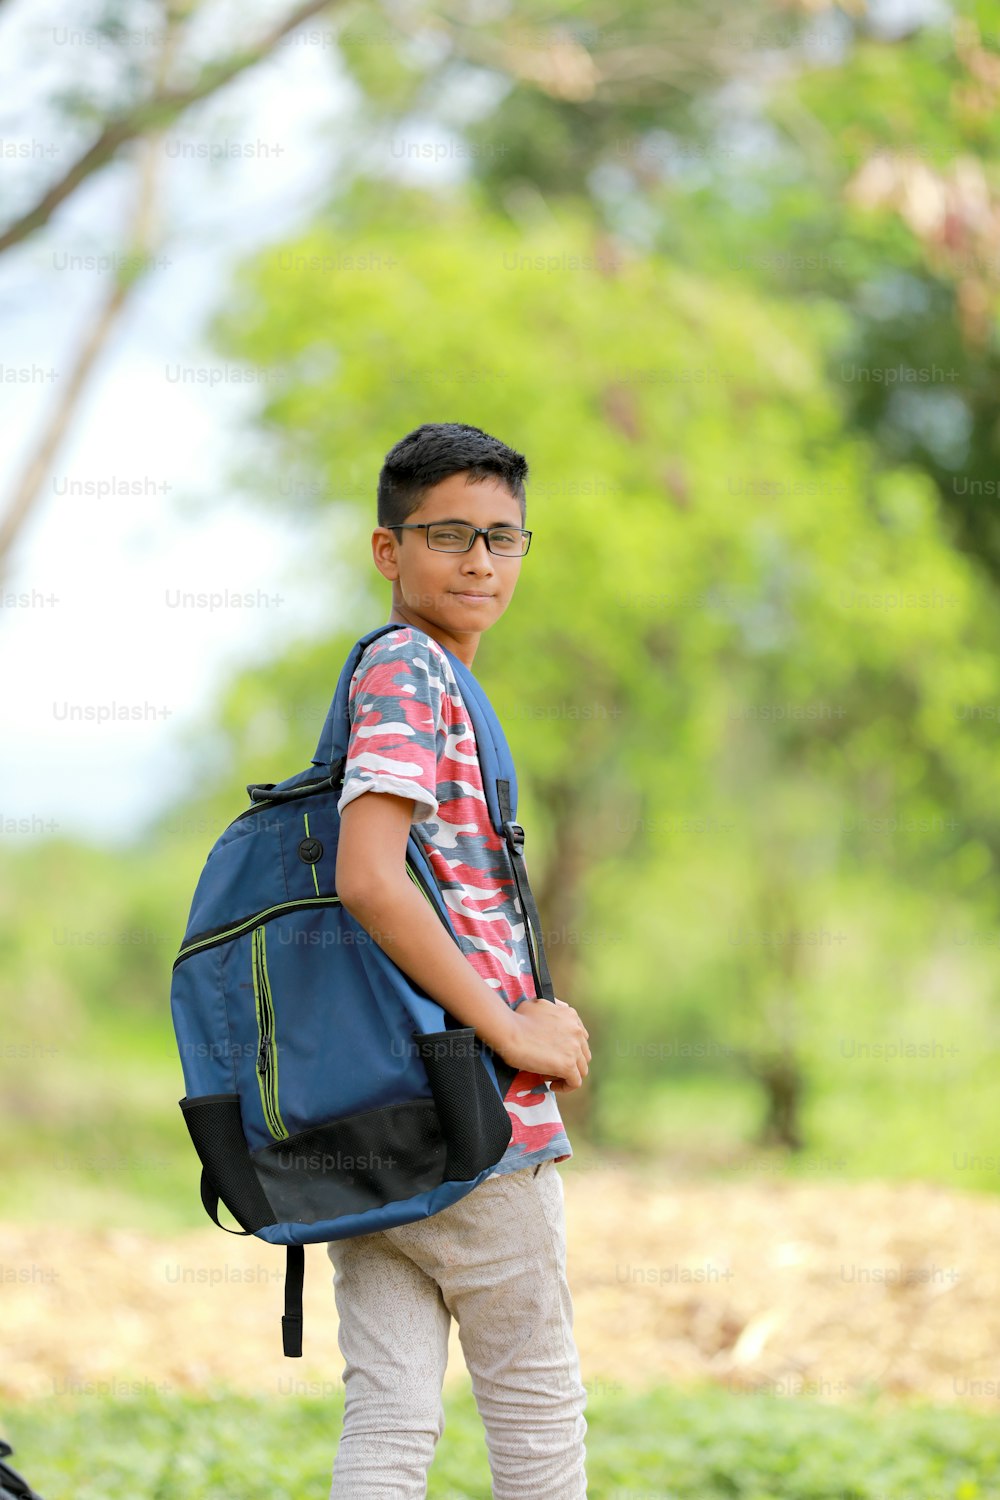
left=336, top=789, right=590, bottom=1085
left=336, top=789, right=518, bottom=1057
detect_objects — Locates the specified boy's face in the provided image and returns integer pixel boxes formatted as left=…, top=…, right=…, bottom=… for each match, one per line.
left=373, top=470, right=525, bottom=665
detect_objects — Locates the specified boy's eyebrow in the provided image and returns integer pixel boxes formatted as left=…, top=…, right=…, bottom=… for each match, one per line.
left=431, top=517, right=522, bottom=526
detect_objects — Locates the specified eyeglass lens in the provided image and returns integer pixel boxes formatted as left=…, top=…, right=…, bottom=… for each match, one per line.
left=427, top=524, right=527, bottom=555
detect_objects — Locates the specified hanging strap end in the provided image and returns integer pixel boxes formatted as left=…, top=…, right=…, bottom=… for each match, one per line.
left=282, top=1313, right=303, bottom=1358
left=282, top=1244, right=306, bottom=1358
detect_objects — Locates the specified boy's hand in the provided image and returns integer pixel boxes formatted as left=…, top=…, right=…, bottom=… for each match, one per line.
left=499, top=996, right=591, bottom=1091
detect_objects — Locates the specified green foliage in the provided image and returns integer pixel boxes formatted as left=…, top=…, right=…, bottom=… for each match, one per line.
left=203, top=185, right=1000, bottom=1156
left=6, top=1379, right=1000, bottom=1499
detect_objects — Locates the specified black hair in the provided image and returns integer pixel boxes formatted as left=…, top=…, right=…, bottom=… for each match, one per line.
left=377, top=422, right=528, bottom=532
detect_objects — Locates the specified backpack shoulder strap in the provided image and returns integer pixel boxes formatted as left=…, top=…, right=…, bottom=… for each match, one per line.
left=309, top=624, right=555, bottom=1004
left=437, top=647, right=517, bottom=835
left=438, top=646, right=555, bottom=1005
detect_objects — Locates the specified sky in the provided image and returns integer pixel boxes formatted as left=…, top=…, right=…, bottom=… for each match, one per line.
left=0, top=0, right=470, bottom=851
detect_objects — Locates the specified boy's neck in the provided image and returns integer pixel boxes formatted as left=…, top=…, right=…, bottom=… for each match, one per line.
left=387, top=606, right=480, bottom=670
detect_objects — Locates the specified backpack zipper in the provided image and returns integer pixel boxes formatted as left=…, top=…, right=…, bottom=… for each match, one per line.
left=172, top=895, right=344, bottom=969
left=172, top=859, right=450, bottom=970
left=251, top=925, right=288, bottom=1140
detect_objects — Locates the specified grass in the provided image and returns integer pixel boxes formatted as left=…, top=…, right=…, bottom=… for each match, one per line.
left=5, top=1378, right=1000, bottom=1500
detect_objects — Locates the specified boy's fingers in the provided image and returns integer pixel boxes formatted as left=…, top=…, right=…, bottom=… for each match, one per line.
left=553, top=996, right=589, bottom=1041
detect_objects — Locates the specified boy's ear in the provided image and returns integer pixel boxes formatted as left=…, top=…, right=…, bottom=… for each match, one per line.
left=371, top=528, right=403, bottom=583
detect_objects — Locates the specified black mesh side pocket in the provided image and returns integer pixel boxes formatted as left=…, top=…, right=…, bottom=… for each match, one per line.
left=411, top=1028, right=512, bottom=1180
left=180, top=1093, right=277, bottom=1232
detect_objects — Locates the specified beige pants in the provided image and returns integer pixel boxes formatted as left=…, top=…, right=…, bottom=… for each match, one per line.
left=325, top=1159, right=588, bottom=1498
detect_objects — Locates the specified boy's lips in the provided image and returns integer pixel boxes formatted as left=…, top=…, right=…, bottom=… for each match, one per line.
left=451, top=590, right=494, bottom=600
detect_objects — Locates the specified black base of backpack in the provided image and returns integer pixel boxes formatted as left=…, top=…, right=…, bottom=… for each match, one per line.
left=0, top=1441, right=46, bottom=1500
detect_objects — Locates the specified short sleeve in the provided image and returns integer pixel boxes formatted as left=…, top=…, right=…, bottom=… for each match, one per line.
left=337, top=630, right=446, bottom=825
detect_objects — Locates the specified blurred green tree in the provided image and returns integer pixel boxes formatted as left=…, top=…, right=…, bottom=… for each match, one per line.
left=182, top=186, right=1000, bottom=1149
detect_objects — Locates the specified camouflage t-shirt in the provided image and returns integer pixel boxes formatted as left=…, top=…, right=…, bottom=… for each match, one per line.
left=336, top=623, right=572, bottom=1176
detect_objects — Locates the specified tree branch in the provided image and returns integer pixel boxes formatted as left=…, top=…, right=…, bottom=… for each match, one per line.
left=0, top=0, right=339, bottom=256
left=0, top=2, right=179, bottom=582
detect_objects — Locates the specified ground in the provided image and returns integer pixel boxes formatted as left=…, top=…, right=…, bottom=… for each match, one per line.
left=5, top=1165, right=998, bottom=1409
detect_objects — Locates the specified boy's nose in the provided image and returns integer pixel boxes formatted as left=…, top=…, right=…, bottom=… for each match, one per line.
left=460, top=536, right=495, bottom=569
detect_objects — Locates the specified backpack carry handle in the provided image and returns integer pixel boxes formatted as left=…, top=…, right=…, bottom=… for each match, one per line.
left=246, top=766, right=344, bottom=805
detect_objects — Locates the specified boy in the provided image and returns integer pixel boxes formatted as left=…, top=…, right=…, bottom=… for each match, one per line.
left=328, top=422, right=592, bottom=1499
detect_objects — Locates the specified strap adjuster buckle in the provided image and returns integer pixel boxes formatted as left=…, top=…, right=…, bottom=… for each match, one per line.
left=502, top=819, right=525, bottom=850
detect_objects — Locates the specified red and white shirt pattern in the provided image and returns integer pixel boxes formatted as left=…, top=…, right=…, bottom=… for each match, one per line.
left=337, top=625, right=572, bottom=1175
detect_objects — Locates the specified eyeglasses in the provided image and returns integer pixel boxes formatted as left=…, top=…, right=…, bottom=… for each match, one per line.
left=391, top=522, right=532, bottom=557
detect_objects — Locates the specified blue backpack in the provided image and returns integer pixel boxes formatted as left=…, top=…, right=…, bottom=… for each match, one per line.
left=169, top=623, right=555, bottom=1356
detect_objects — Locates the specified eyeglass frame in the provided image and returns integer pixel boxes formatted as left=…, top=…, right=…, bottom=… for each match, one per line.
left=389, top=522, right=532, bottom=556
